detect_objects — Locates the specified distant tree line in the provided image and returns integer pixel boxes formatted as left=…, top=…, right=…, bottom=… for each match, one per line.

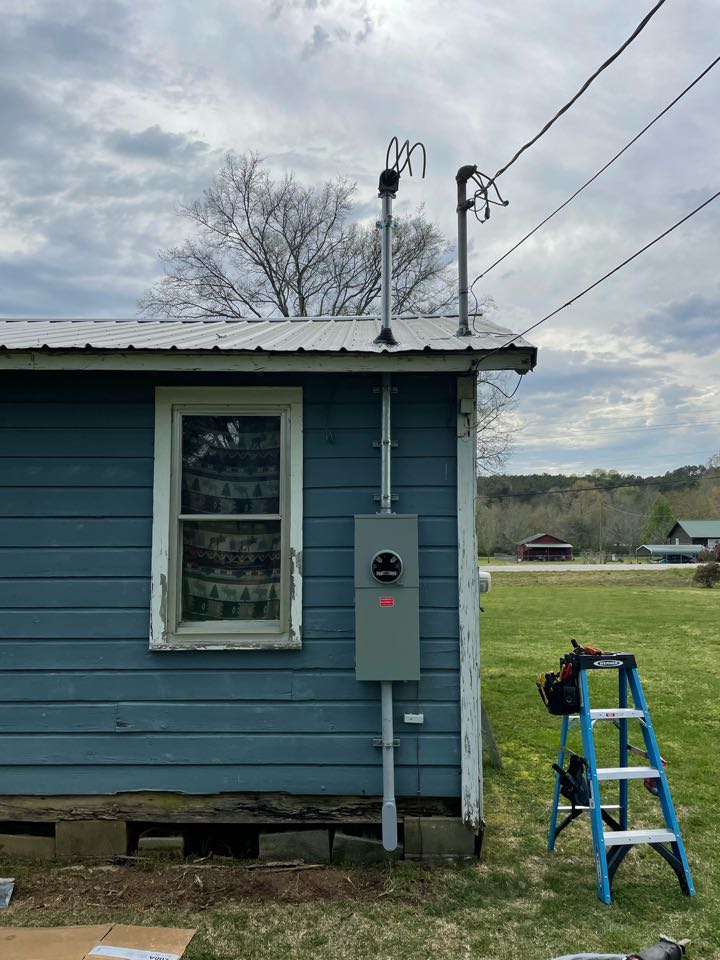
left=476, top=464, right=720, bottom=556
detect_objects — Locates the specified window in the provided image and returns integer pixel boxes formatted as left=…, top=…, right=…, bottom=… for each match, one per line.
left=150, top=387, right=302, bottom=649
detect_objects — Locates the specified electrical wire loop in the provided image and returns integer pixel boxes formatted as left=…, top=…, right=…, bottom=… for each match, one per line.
left=385, top=137, right=427, bottom=178
left=379, top=138, right=427, bottom=198
left=469, top=170, right=509, bottom=224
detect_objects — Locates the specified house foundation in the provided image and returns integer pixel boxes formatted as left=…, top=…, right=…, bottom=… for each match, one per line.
left=0, top=793, right=479, bottom=860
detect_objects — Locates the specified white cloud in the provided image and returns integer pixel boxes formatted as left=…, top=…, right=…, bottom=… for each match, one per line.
left=1, top=0, right=719, bottom=471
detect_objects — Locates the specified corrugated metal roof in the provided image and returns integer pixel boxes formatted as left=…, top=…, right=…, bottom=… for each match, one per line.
left=0, top=316, right=536, bottom=358
left=637, top=544, right=701, bottom=555
left=674, top=520, right=720, bottom=538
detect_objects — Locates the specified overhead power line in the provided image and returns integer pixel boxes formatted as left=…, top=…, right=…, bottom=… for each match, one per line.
left=481, top=188, right=720, bottom=358
left=480, top=374, right=524, bottom=400
left=559, top=407, right=720, bottom=427
left=513, top=450, right=712, bottom=468
left=491, top=0, right=669, bottom=183
left=514, top=418, right=720, bottom=442
left=603, top=501, right=653, bottom=518
left=476, top=54, right=720, bottom=282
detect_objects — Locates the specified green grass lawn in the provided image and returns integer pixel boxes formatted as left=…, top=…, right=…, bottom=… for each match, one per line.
left=1, top=570, right=718, bottom=959
left=478, top=568, right=719, bottom=958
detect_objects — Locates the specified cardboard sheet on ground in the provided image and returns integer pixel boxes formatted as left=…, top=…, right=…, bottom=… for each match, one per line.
left=0, top=923, right=195, bottom=960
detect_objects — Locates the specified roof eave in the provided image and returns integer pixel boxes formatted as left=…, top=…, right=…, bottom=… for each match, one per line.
left=0, top=345, right=537, bottom=373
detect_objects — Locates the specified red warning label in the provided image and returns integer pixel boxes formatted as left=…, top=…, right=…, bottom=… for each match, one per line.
left=379, top=597, right=395, bottom=608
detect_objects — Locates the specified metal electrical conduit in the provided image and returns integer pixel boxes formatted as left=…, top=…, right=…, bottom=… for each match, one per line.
left=378, top=196, right=397, bottom=851
left=374, top=138, right=426, bottom=852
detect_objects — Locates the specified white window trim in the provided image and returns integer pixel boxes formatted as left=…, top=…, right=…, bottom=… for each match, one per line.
left=149, top=386, right=303, bottom=651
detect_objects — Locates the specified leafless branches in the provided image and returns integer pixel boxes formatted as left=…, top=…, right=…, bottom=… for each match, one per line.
left=475, top=370, right=521, bottom=476
left=139, top=152, right=454, bottom=319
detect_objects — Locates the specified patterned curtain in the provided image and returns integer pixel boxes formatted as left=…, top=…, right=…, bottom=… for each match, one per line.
left=180, top=415, right=282, bottom=622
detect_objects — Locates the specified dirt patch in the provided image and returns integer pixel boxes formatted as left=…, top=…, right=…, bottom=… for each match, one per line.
left=8, top=861, right=432, bottom=910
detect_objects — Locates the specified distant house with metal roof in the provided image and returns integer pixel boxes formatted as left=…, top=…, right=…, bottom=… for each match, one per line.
left=0, top=314, right=536, bottom=856
left=516, top=533, right=573, bottom=562
left=636, top=544, right=701, bottom=563
left=666, top=520, right=720, bottom=550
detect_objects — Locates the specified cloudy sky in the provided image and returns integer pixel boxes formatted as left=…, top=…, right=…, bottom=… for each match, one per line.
left=1, top=0, right=718, bottom=476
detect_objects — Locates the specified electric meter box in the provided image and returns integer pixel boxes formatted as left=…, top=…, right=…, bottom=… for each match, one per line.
left=354, top=514, right=420, bottom=682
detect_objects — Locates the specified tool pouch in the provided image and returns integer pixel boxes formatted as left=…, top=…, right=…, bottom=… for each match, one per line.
left=552, top=753, right=590, bottom=806
left=537, top=652, right=581, bottom=715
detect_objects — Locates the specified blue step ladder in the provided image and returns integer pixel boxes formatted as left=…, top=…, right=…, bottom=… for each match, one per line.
left=548, top=652, right=694, bottom=904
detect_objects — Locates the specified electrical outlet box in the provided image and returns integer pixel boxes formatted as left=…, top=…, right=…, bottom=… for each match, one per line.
left=354, top=514, right=420, bottom=682
left=403, top=713, right=424, bottom=724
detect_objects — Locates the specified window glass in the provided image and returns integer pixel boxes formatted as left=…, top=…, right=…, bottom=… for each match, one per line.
left=150, top=387, right=302, bottom=650
left=181, top=415, right=281, bottom=515
left=181, top=519, right=282, bottom=622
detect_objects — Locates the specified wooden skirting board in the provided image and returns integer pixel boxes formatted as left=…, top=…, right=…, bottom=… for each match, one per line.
left=0, top=792, right=459, bottom=824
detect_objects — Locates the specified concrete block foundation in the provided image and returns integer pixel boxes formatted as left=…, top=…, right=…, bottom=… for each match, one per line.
left=404, top=817, right=476, bottom=859
left=55, top=820, right=128, bottom=859
left=259, top=829, right=330, bottom=863
left=332, top=831, right=401, bottom=864
left=137, top=836, right=185, bottom=858
left=0, top=834, right=56, bottom=861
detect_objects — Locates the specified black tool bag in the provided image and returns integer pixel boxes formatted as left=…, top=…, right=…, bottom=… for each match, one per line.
left=552, top=753, right=590, bottom=807
left=537, top=651, right=581, bottom=715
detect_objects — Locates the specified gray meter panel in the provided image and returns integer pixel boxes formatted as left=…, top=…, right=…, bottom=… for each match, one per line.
left=354, top=515, right=419, bottom=589
left=354, top=515, right=420, bottom=682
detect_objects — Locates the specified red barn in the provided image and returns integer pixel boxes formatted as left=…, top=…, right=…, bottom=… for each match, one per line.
left=516, top=533, right=573, bottom=562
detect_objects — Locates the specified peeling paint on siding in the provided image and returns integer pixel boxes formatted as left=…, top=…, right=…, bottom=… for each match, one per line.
left=457, top=375, right=483, bottom=831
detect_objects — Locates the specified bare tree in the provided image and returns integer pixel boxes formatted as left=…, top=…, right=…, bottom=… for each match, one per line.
left=603, top=496, right=649, bottom=553
left=475, top=371, right=521, bottom=475
left=141, top=152, right=520, bottom=473
left=139, top=152, right=455, bottom=319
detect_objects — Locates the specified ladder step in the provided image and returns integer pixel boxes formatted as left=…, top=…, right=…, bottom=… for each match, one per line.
left=603, top=828, right=676, bottom=847
left=569, top=708, right=644, bottom=721
left=591, top=708, right=644, bottom=720
left=597, top=766, right=658, bottom=781
left=558, top=804, right=621, bottom=811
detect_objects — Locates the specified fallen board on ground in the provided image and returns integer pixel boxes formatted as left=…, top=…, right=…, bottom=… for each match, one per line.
left=0, top=923, right=195, bottom=960
left=0, top=880, right=13, bottom=910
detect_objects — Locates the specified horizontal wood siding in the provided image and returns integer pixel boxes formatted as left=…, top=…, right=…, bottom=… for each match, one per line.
left=0, top=372, right=459, bottom=799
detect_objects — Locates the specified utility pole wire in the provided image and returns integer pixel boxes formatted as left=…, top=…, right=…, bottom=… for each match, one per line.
left=481, top=375, right=524, bottom=400
left=516, top=417, right=720, bottom=441
left=481, top=188, right=720, bottom=358
left=603, top=502, right=653, bottom=518
left=476, top=54, right=720, bottom=281
left=491, top=0, right=669, bottom=183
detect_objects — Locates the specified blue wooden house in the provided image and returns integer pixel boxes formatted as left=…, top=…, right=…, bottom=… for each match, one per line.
left=0, top=316, right=536, bottom=854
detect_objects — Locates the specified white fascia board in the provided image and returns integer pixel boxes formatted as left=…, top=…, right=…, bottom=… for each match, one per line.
left=0, top=349, right=534, bottom=373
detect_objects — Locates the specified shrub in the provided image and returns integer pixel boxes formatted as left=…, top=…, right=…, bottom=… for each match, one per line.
left=697, top=548, right=715, bottom=562
left=693, top=561, right=720, bottom=588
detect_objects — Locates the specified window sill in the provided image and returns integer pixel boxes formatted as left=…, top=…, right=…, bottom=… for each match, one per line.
left=150, top=633, right=302, bottom=652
